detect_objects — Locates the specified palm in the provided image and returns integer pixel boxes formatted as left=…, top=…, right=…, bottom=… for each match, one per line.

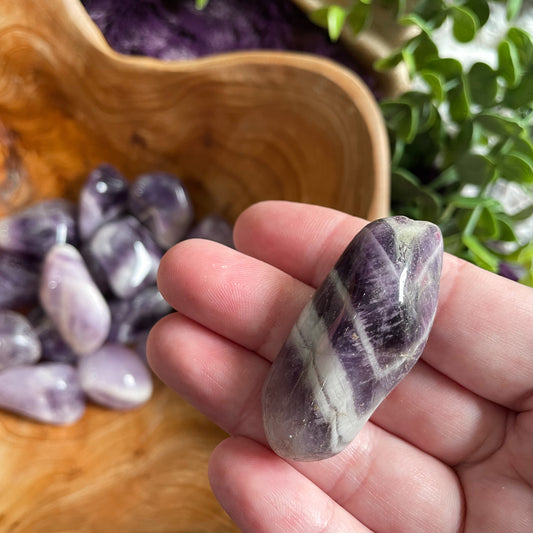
left=148, top=202, right=533, bottom=532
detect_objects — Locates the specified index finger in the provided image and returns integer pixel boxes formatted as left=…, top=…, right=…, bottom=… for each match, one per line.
left=235, top=201, right=533, bottom=412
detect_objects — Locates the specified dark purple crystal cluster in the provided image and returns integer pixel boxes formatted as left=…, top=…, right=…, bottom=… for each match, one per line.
left=0, top=164, right=234, bottom=424
left=262, top=216, right=443, bottom=461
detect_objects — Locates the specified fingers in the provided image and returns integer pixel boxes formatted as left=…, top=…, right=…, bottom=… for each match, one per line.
left=208, top=437, right=371, bottom=533
left=234, top=201, right=533, bottom=412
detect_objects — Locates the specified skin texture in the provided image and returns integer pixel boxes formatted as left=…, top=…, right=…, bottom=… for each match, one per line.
left=148, top=201, right=533, bottom=533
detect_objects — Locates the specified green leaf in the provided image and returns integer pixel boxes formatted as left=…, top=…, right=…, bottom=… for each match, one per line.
left=503, top=73, right=533, bottom=109
left=498, top=39, right=522, bottom=86
left=374, top=50, right=403, bottom=71
left=346, top=2, right=371, bottom=36
left=327, top=5, right=348, bottom=41
left=411, top=0, right=447, bottom=28
left=391, top=169, right=441, bottom=221
left=463, top=0, right=490, bottom=27
left=450, top=195, right=500, bottom=210
left=495, top=214, right=517, bottom=241
left=309, top=6, right=329, bottom=28
left=381, top=101, right=419, bottom=143
left=509, top=203, right=533, bottom=221
left=475, top=207, right=499, bottom=239
left=461, top=234, right=500, bottom=271
left=475, top=112, right=523, bottom=137
left=448, top=79, right=471, bottom=122
left=499, top=152, right=533, bottom=183
left=427, top=57, right=463, bottom=82
left=449, top=5, right=479, bottom=43
left=507, top=0, right=523, bottom=21
left=511, top=137, right=533, bottom=161
left=420, top=70, right=445, bottom=102
left=456, top=153, right=496, bottom=185
left=195, top=0, right=209, bottom=8
left=411, top=32, right=439, bottom=70
left=399, top=12, right=433, bottom=33
left=507, top=28, right=533, bottom=67
left=467, top=62, right=498, bottom=107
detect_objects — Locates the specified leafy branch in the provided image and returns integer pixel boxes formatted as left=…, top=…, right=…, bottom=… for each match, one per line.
left=311, top=0, right=533, bottom=285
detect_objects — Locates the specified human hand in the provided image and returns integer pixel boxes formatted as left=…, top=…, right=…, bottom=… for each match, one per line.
left=148, top=201, right=533, bottom=532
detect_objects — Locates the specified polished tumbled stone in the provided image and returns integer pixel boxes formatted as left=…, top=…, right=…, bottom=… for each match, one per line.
left=0, top=310, right=41, bottom=371
left=262, top=216, right=443, bottom=462
left=0, top=363, right=86, bottom=425
left=39, top=243, right=111, bottom=356
left=78, top=343, right=153, bottom=410
left=186, top=214, right=235, bottom=248
left=128, top=172, right=194, bottom=249
left=78, top=163, right=129, bottom=240
left=0, top=199, right=78, bottom=258
left=0, top=251, right=41, bottom=309
left=85, top=215, right=162, bottom=298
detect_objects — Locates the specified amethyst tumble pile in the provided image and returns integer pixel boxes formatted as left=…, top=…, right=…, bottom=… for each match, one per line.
left=0, top=164, right=234, bottom=425
left=262, top=216, right=443, bottom=461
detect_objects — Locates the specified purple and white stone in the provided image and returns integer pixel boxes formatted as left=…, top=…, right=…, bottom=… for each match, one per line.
left=85, top=215, right=162, bottom=299
left=128, top=172, right=194, bottom=249
left=78, top=163, right=129, bottom=240
left=0, top=310, right=41, bottom=371
left=107, top=285, right=172, bottom=344
left=262, top=216, right=443, bottom=461
left=78, top=343, right=153, bottom=410
left=39, top=243, right=111, bottom=356
left=0, top=199, right=78, bottom=258
left=0, top=251, right=41, bottom=309
left=27, top=307, right=78, bottom=365
left=0, top=363, right=86, bottom=425
left=186, top=214, right=235, bottom=248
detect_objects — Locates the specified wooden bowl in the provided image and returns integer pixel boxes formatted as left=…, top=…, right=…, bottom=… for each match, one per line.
left=0, top=1, right=390, bottom=532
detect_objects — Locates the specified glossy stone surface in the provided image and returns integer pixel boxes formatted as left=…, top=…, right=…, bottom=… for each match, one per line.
left=107, top=286, right=172, bottom=344
left=78, top=163, right=129, bottom=240
left=262, top=216, right=443, bottom=461
left=186, top=214, right=234, bottom=248
left=39, top=243, right=111, bottom=356
left=0, top=251, right=41, bottom=309
left=78, top=343, right=153, bottom=409
left=128, top=172, right=194, bottom=249
left=85, top=215, right=162, bottom=298
left=0, top=363, right=85, bottom=425
left=0, top=310, right=41, bottom=371
left=0, top=199, right=78, bottom=258
left=28, top=307, right=78, bottom=365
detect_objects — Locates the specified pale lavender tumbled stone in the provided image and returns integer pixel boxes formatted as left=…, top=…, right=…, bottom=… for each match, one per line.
left=186, top=214, right=235, bottom=248
left=128, top=172, right=194, bottom=249
left=78, top=343, right=153, bottom=410
left=0, top=251, right=41, bottom=309
left=262, top=216, right=443, bottom=461
left=0, top=199, right=78, bottom=258
left=0, top=310, right=41, bottom=371
left=107, top=286, right=172, bottom=344
left=0, top=363, right=85, bottom=425
left=27, top=307, right=78, bottom=365
left=85, top=215, right=162, bottom=298
left=39, top=243, right=111, bottom=356
left=78, top=163, right=129, bottom=240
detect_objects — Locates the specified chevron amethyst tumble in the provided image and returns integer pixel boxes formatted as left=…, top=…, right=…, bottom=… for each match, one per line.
left=262, top=216, right=443, bottom=461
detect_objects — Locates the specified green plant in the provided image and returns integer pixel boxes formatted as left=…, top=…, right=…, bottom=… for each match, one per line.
left=310, top=0, right=533, bottom=285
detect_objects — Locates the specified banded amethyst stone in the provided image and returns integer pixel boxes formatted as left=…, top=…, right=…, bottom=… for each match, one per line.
left=78, top=344, right=153, bottom=410
left=78, top=163, right=129, bottom=240
left=39, top=243, right=111, bottom=356
left=0, top=310, right=41, bottom=371
left=0, top=199, right=78, bottom=258
left=128, top=172, right=194, bottom=249
left=85, top=215, right=162, bottom=298
left=186, top=214, right=235, bottom=248
left=262, top=216, right=443, bottom=461
left=0, top=251, right=41, bottom=309
left=0, top=363, right=85, bottom=425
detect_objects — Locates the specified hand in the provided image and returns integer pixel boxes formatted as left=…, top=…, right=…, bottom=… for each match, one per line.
left=148, top=201, right=533, bottom=533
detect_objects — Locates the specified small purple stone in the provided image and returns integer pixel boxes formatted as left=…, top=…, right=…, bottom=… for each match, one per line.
left=0, top=310, right=41, bottom=371
left=0, top=199, right=78, bottom=258
left=39, top=243, right=111, bottom=356
left=27, top=307, right=78, bottom=365
left=186, top=214, right=235, bottom=248
left=78, top=343, right=153, bottom=410
left=262, top=216, right=443, bottom=461
left=107, top=286, right=172, bottom=344
left=85, top=215, right=162, bottom=298
left=128, top=172, right=194, bottom=249
left=78, top=163, right=129, bottom=240
left=0, top=363, right=85, bottom=425
left=0, top=251, right=41, bottom=309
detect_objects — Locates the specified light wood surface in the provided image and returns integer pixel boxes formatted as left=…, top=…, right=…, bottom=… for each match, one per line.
left=0, top=1, right=389, bottom=531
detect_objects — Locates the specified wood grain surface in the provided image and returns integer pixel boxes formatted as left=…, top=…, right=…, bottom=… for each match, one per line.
left=0, top=1, right=389, bottom=531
